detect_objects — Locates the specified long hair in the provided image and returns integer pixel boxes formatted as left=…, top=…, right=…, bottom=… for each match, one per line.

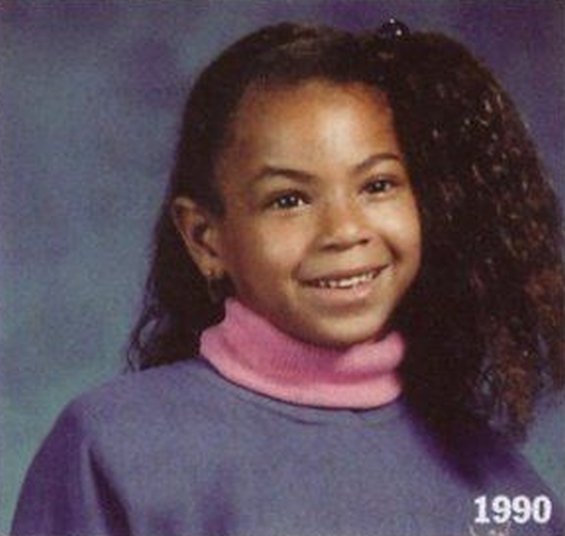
left=127, top=23, right=564, bottom=441
left=384, top=32, right=564, bottom=440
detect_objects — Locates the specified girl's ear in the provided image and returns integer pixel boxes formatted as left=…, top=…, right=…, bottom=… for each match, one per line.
left=171, top=197, right=225, bottom=278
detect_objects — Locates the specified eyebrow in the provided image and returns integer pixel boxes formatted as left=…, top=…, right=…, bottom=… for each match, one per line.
left=251, top=166, right=315, bottom=184
left=251, top=152, right=401, bottom=184
left=352, top=152, right=401, bottom=174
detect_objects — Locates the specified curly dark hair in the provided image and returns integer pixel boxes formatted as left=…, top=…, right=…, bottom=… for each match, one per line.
left=127, top=23, right=564, bottom=444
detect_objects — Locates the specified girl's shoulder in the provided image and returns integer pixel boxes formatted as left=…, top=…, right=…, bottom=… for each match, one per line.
left=55, top=358, right=231, bottom=447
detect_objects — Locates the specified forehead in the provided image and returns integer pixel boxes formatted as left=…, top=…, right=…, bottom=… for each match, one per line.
left=220, top=79, right=396, bottom=161
left=234, top=79, right=390, bottom=127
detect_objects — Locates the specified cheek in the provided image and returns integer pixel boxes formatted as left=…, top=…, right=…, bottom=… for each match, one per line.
left=220, top=218, right=306, bottom=280
left=402, top=214, right=422, bottom=259
left=379, top=203, right=421, bottom=260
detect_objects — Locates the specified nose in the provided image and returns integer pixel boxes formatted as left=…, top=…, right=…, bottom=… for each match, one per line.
left=316, top=197, right=372, bottom=251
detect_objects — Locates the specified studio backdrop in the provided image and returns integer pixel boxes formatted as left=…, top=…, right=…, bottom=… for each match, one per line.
left=1, top=1, right=564, bottom=532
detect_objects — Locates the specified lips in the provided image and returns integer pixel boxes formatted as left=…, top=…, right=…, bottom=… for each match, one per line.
left=303, top=267, right=386, bottom=290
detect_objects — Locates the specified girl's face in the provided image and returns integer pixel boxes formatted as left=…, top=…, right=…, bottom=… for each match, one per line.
left=194, top=80, right=421, bottom=347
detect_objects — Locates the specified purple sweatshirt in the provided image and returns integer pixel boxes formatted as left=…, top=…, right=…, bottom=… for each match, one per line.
left=12, top=359, right=565, bottom=536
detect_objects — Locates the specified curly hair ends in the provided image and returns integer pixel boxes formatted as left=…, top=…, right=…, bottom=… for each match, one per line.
left=387, top=32, right=565, bottom=439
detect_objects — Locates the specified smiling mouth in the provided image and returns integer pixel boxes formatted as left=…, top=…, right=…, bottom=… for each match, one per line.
left=305, top=268, right=383, bottom=289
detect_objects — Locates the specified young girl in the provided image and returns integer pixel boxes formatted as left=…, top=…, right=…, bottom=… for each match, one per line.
left=12, top=20, right=565, bottom=536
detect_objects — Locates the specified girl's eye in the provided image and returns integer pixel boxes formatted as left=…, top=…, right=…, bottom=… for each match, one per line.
left=364, top=177, right=395, bottom=195
left=268, top=193, right=308, bottom=210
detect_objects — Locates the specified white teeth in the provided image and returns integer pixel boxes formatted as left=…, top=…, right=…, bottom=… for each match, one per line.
left=311, top=270, right=377, bottom=289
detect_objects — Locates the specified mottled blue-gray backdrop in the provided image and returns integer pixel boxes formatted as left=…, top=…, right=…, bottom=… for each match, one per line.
left=1, top=1, right=564, bottom=531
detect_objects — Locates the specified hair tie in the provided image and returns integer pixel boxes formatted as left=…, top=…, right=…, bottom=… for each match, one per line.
left=378, top=18, right=410, bottom=39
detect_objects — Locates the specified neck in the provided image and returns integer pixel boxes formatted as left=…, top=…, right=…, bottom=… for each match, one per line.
left=199, top=299, right=404, bottom=409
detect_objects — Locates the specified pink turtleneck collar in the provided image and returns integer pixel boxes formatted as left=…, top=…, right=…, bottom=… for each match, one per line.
left=199, top=298, right=404, bottom=409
